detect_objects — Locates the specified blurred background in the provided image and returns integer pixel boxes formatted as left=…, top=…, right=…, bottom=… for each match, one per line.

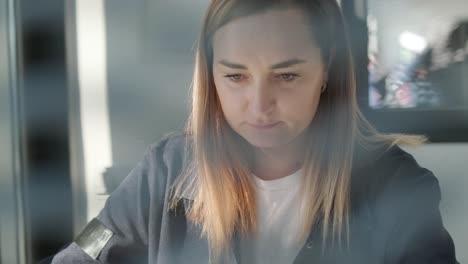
left=0, top=0, right=466, bottom=263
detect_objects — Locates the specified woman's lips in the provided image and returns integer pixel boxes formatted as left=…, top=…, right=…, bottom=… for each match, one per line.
left=249, top=122, right=280, bottom=129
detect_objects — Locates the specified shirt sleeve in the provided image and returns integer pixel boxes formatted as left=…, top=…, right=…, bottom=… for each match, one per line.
left=384, top=171, right=459, bottom=264
left=52, top=139, right=168, bottom=264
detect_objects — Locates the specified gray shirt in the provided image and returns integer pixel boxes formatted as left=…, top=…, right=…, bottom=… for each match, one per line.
left=51, top=131, right=459, bottom=264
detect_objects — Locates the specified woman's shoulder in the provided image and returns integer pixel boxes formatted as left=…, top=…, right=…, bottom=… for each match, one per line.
left=352, top=146, right=457, bottom=263
left=147, top=130, right=191, bottom=166
left=352, top=144, right=438, bottom=196
left=143, top=130, right=193, bottom=186
left=352, top=144, right=442, bottom=227
left=351, top=144, right=441, bottom=220
left=378, top=145, right=436, bottom=191
left=149, top=130, right=188, bottom=152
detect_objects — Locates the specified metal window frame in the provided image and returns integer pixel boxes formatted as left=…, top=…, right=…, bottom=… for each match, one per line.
left=65, top=0, right=88, bottom=237
left=0, top=0, right=26, bottom=263
left=6, top=0, right=84, bottom=262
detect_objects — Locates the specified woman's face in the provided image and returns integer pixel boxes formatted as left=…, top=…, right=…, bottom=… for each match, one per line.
left=212, top=7, right=326, bottom=149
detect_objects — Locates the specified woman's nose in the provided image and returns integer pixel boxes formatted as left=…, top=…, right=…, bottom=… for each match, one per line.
left=250, top=80, right=275, bottom=114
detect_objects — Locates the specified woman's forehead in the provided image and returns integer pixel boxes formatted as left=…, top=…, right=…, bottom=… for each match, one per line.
left=212, top=7, right=321, bottom=62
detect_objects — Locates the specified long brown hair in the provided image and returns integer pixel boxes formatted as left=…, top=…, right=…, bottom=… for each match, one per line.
left=170, top=0, right=425, bottom=261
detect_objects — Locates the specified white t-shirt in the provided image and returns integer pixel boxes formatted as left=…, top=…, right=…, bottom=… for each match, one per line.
left=239, top=169, right=305, bottom=264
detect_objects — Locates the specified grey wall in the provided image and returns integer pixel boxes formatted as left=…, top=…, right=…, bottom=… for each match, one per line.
left=98, top=0, right=467, bottom=261
left=105, top=0, right=207, bottom=168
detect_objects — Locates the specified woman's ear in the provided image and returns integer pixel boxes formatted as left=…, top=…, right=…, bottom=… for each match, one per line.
left=321, top=72, right=328, bottom=93
left=321, top=67, right=329, bottom=94
left=323, top=48, right=335, bottom=81
left=321, top=48, right=335, bottom=93
left=327, top=48, right=336, bottom=71
left=322, top=48, right=335, bottom=80
left=322, top=70, right=328, bottom=84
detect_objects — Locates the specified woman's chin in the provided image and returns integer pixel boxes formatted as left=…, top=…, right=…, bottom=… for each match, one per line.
left=243, top=134, right=290, bottom=150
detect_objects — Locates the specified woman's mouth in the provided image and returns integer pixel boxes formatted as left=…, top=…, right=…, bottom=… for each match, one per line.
left=249, top=122, right=280, bottom=129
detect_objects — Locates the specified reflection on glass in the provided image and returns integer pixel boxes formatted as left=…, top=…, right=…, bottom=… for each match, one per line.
left=368, top=0, right=468, bottom=110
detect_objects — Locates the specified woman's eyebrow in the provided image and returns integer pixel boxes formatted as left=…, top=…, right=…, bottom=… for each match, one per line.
left=270, top=58, right=307, bottom=69
left=217, top=58, right=307, bottom=70
left=218, top=60, right=247, bottom=69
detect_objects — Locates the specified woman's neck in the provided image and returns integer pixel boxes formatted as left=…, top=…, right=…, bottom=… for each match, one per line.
left=251, top=138, right=305, bottom=181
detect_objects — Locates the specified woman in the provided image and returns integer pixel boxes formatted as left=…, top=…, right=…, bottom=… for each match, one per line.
left=51, top=0, right=458, bottom=263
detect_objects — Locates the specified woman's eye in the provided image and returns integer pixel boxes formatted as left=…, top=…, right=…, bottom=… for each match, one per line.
left=224, top=74, right=244, bottom=82
left=277, top=73, right=299, bottom=81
